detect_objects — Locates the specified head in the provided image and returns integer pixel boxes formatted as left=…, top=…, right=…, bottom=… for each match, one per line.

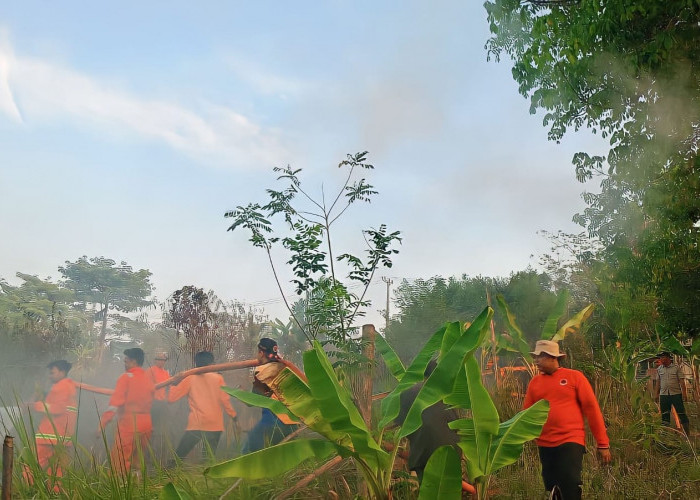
left=530, top=340, right=565, bottom=375
left=154, top=352, right=168, bottom=368
left=658, top=352, right=672, bottom=367
left=257, top=338, right=280, bottom=364
left=47, top=360, right=71, bottom=383
left=123, top=348, right=145, bottom=370
left=194, top=351, right=215, bottom=368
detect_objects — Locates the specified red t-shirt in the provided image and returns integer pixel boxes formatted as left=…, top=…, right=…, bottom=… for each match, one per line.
left=523, top=367, right=609, bottom=448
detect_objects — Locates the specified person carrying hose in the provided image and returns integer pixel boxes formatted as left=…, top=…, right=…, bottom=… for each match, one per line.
left=242, top=338, right=303, bottom=453
left=24, top=360, right=78, bottom=491
left=168, top=351, right=238, bottom=464
left=98, top=347, right=155, bottom=475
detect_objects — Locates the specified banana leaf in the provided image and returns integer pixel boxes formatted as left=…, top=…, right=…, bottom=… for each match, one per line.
left=302, top=341, right=388, bottom=469
left=495, top=294, right=532, bottom=359
left=378, top=325, right=447, bottom=428
left=398, top=308, right=493, bottom=439
left=417, top=445, right=462, bottom=500
left=440, top=321, right=463, bottom=360
left=660, top=334, right=689, bottom=356
left=551, top=303, right=594, bottom=342
left=204, top=438, right=340, bottom=479
left=450, top=399, right=549, bottom=480
left=271, top=364, right=356, bottom=452
left=541, top=290, right=569, bottom=340
left=222, top=387, right=299, bottom=422
left=160, top=483, right=193, bottom=500
left=375, top=332, right=406, bottom=380
left=442, top=364, right=471, bottom=410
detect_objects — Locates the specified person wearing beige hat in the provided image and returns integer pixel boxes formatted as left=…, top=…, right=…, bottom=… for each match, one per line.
left=524, top=340, right=611, bottom=500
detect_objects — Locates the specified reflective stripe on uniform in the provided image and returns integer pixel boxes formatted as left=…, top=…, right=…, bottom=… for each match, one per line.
left=35, top=433, right=73, bottom=442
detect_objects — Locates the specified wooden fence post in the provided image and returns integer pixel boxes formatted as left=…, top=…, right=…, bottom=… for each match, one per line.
left=2, top=435, right=13, bottom=500
left=359, top=324, right=376, bottom=428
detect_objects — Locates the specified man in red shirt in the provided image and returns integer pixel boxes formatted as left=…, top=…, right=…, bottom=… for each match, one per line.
left=168, top=351, right=237, bottom=463
left=25, top=360, right=77, bottom=489
left=524, top=340, right=612, bottom=500
left=99, top=348, right=155, bottom=475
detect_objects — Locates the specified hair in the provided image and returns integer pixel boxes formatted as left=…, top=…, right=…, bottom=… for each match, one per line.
left=658, top=351, right=671, bottom=358
left=47, top=360, right=72, bottom=374
left=258, top=337, right=281, bottom=361
left=194, top=351, right=215, bottom=368
left=123, top=348, right=145, bottom=366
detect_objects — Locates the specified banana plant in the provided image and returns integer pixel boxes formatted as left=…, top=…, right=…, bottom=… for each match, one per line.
left=495, top=291, right=594, bottom=363
left=203, top=309, right=489, bottom=498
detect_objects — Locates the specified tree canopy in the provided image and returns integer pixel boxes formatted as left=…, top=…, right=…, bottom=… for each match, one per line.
left=485, top=0, right=700, bottom=337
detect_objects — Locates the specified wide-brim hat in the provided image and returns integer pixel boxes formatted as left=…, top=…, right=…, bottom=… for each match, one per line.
left=154, top=351, right=169, bottom=361
left=530, top=340, right=566, bottom=358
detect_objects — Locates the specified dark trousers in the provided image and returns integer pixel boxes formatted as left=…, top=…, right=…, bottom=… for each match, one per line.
left=538, top=443, right=585, bottom=500
left=175, top=430, right=221, bottom=459
left=660, top=394, right=689, bottom=427
left=242, top=409, right=297, bottom=454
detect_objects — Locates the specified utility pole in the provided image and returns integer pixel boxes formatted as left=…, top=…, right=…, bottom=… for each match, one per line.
left=381, top=277, right=393, bottom=330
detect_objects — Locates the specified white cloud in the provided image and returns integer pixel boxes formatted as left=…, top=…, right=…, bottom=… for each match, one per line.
left=0, top=40, right=289, bottom=169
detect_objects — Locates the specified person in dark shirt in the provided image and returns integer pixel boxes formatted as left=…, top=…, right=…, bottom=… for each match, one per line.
left=394, top=359, right=460, bottom=482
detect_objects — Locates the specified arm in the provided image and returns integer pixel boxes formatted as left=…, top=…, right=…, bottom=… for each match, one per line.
left=576, top=372, right=610, bottom=449
left=167, top=376, right=190, bottom=403
left=218, top=375, right=237, bottom=419
left=32, top=383, right=71, bottom=415
left=100, top=374, right=129, bottom=428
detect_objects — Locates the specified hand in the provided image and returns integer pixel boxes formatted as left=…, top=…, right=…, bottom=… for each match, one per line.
left=597, top=448, right=612, bottom=464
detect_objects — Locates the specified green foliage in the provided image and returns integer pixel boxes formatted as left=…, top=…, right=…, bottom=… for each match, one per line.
left=417, top=446, right=462, bottom=500
left=485, top=0, right=700, bottom=337
left=387, top=271, right=557, bottom=362
left=225, top=152, right=401, bottom=352
left=60, top=256, right=154, bottom=347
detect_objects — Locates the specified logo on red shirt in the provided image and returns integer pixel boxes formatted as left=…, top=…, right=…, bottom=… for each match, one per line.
left=560, top=379, right=568, bottom=386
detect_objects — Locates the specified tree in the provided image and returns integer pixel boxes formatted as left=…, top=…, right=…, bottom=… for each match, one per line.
left=0, top=272, right=85, bottom=352
left=162, top=285, right=266, bottom=364
left=485, top=0, right=700, bottom=337
left=59, top=256, right=154, bottom=355
left=226, top=152, right=401, bottom=354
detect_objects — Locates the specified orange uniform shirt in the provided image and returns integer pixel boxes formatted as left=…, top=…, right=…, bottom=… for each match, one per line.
left=34, top=378, right=77, bottom=445
left=101, top=366, right=155, bottom=432
left=168, top=372, right=236, bottom=432
left=147, top=365, right=170, bottom=401
left=523, top=367, right=609, bottom=448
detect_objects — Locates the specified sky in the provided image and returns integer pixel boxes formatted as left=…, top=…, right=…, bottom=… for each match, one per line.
left=0, top=1, right=607, bottom=328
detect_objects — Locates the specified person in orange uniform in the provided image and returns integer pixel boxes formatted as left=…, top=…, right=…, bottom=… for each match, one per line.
left=168, top=351, right=237, bottom=462
left=524, top=340, right=612, bottom=500
left=25, top=360, right=78, bottom=488
left=99, top=347, right=155, bottom=475
left=147, top=351, right=171, bottom=458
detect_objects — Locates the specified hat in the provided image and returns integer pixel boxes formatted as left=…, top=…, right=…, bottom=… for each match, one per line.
left=657, top=351, right=671, bottom=358
left=154, top=351, right=168, bottom=361
left=530, top=340, right=566, bottom=358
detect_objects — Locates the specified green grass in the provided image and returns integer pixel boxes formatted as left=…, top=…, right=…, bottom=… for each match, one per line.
left=2, top=372, right=699, bottom=499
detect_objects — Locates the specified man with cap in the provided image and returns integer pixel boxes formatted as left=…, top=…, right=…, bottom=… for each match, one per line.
left=654, top=352, right=689, bottom=434
left=242, top=338, right=302, bottom=453
left=147, top=351, right=171, bottom=458
left=524, top=340, right=611, bottom=500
